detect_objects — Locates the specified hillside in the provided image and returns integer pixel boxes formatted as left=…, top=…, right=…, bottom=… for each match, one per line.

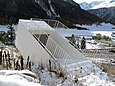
left=88, top=7, right=115, bottom=25
left=79, top=0, right=115, bottom=25
left=0, top=0, right=102, bottom=27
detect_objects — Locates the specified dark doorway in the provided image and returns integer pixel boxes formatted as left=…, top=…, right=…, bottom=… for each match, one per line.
left=35, top=34, right=49, bottom=46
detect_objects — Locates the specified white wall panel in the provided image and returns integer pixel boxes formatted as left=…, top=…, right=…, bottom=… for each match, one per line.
left=15, top=20, right=52, bottom=65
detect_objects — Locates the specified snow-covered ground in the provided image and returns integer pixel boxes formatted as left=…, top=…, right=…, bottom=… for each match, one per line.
left=1, top=46, right=114, bottom=86
left=0, top=70, right=42, bottom=86
left=31, top=60, right=115, bottom=86
left=0, top=22, right=115, bottom=86
left=78, top=73, right=115, bottom=86
left=86, top=41, right=101, bottom=49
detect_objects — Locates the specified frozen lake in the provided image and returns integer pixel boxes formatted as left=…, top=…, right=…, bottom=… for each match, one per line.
left=0, top=25, right=17, bottom=32
left=56, top=23, right=115, bottom=37
left=0, top=23, right=114, bottom=39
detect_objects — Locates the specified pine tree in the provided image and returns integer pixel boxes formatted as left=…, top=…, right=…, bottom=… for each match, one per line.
left=6, top=24, right=16, bottom=45
left=81, top=37, right=86, bottom=49
left=70, top=34, right=76, bottom=45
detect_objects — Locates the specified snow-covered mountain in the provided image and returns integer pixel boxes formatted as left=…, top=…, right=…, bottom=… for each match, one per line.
left=92, top=0, right=115, bottom=9
left=90, top=1, right=105, bottom=8
left=0, top=0, right=102, bottom=26
left=80, top=1, right=104, bottom=10
left=80, top=0, right=115, bottom=25
left=80, top=2, right=92, bottom=10
left=80, top=0, right=115, bottom=10
left=90, top=0, right=115, bottom=25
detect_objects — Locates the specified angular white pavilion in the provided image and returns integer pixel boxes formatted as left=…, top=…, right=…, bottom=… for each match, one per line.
left=15, top=19, right=90, bottom=66
left=15, top=19, right=114, bottom=85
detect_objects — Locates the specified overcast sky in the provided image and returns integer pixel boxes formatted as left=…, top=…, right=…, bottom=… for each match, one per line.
left=73, top=0, right=104, bottom=3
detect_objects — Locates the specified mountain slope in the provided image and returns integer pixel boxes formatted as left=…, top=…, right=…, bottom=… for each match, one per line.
left=0, top=0, right=47, bottom=18
left=88, top=7, right=115, bottom=25
left=0, top=0, right=102, bottom=26
left=50, top=0, right=102, bottom=25
left=80, top=0, right=115, bottom=25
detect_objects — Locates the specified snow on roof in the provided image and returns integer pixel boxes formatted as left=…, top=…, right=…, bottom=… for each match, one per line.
left=19, top=19, right=54, bottom=30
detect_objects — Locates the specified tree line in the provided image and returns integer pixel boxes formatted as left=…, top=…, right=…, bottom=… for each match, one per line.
left=68, top=34, right=86, bottom=49
left=0, top=16, right=17, bottom=25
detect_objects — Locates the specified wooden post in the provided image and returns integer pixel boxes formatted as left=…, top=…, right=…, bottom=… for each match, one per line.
left=0, top=50, right=2, bottom=65
left=29, top=61, right=31, bottom=71
left=7, top=51, right=11, bottom=68
left=20, top=56, right=24, bottom=70
left=49, top=60, right=51, bottom=71
left=2, top=54, right=4, bottom=66
left=13, top=58, right=15, bottom=69
left=15, top=60, right=19, bottom=70
left=26, top=56, right=30, bottom=67
left=81, top=37, right=86, bottom=49
left=4, top=51, right=7, bottom=67
left=6, top=57, right=8, bottom=70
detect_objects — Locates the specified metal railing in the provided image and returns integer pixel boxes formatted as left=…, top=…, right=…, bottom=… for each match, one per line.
left=69, top=38, right=113, bottom=70
left=21, top=20, right=95, bottom=77
left=30, top=18, right=68, bottom=29
left=29, top=19, right=113, bottom=59
left=24, top=20, right=71, bottom=65
left=19, top=19, right=115, bottom=85
left=29, top=19, right=112, bottom=68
